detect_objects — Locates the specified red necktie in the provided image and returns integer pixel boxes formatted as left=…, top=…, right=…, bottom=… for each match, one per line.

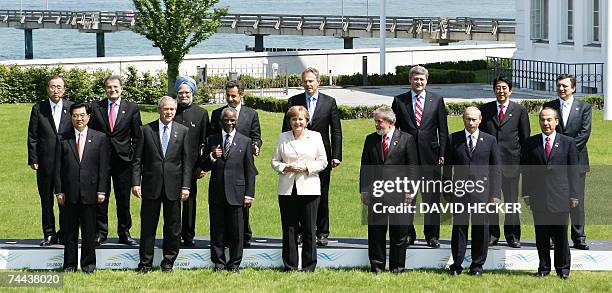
left=499, top=104, right=505, bottom=122
left=545, top=137, right=552, bottom=160
left=415, top=96, right=423, bottom=127
left=109, top=102, right=116, bottom=132
left=382, top=135, right=390, bottom=160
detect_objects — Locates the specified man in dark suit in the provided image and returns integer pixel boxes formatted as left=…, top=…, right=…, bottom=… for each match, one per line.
left=90, top=75, right=142, bottom=246
left=391, top=65, right=448, bottom=248
left=131, top=96, right=192, bottom=273
left=543, top=74, right=592, bottom=250
left=444, top=107, right=502, bottom=276
left=210, top=80, right=262, bottom=248
left=173, top=76, right=209, bottom=247
left=203, top=107, right=257, bottom=273
left=28, top=75, right=73, bottom=246
left=479, top=76, right=530, bottom=248
left=360, top=106, right=418, bottom=273
left=522, top=107, right=580, bottom=279
left=282, top=67, right=342, bottom=246
left=55, top=103, right=110, bottom=273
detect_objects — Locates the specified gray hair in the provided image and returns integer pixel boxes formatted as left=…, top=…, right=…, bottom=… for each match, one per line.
left=302, top=67, right=321, bottom=81
left=157, top=96, right=177, bottom=108
left=373, top=105, right=396, bottom=123
left=409, top=65, right=429, bottom=79
left=221, top=106, right=238, bottom=118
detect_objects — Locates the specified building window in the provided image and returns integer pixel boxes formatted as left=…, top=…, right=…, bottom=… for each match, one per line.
left=566, top=0, right=573, bottom=41
left=530, top=0, right=548, bottom=40
left=592, top=0, right=601, bottom=43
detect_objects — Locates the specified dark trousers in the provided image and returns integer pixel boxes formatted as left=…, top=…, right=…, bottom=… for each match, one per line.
left=368, top=217, right=409, bottom=272
left=534, top=213, right=570, bottom=276
left=63, top=202, right=97, bottom=271
left=316, top=168, right=331, bottom=238
left=98, top=155, right=132, bottom=238
left=37, top=169, right=64, bottom=238
left=243, top=206, right=252, bottom=242
left=279, top=190, right=319, bottom=272
left=138, top=191, right=181, bottom=269
left=450, top=211, right=489, bottom=272
left=570, top=172, right=586, bottom=243
left=489, top=176, right=521, bottom=242
left=181, top=175, right=198, bottom=242
left=209, top=200, right=244, bottom=269
left=421, top=168, right=441, bottom=240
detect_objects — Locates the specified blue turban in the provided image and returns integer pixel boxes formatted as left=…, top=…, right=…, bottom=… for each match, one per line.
left=174, top=76, right=197, bottom=94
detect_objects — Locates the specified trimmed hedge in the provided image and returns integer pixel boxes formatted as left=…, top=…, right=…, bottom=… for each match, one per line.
left=244, top=94, right=604, bottom=119
left=396, top=60, right=488, bottom=75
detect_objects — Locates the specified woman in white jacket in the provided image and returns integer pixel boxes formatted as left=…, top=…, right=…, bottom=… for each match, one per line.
left=271, top=105, right=328, bottom=272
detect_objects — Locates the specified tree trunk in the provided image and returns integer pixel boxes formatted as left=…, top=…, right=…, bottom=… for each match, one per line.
left=166, top=60, right=180, bottom=96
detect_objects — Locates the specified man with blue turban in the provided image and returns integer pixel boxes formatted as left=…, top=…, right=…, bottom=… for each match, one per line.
left=173, top=76, right=210, bottom=247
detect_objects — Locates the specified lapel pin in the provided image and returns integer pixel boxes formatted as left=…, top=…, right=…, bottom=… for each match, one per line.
left=173, top=133, right=177, bottom=138
left=554, top=143, right=559, bottom=148
left=575, top=108, right=579, bottom=111
left=63, top=109, right=67, bottom=113
left=191, top=122, right=196, bottom=127
left=509, top=113, right=513, bottom=117
left=393, top=141, right=398, bottom=146
left=479, top=137, right=484, bottom=141
left=122, top=110, right=126, bottom=114
left=88, top=140, right=92, bottom=143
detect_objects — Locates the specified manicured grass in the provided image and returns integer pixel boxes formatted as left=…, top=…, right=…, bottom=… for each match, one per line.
left=1, top=104, right=610, bottom=291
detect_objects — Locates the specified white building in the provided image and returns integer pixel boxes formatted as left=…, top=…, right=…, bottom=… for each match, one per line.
left=505, top=0, right=606, bottom=94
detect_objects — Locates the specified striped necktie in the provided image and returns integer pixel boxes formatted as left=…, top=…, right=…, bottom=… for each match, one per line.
left=415, top=95, right=424, bottom=127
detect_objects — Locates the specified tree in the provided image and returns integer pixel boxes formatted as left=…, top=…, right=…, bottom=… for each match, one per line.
left=132, top=0, right=228, bottom=95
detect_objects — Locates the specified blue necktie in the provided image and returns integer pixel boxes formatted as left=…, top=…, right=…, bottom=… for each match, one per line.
left=162, top=125, right=169, bottom=157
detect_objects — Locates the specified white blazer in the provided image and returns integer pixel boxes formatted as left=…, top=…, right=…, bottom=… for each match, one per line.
left=271, top=129, right=328, bottom=195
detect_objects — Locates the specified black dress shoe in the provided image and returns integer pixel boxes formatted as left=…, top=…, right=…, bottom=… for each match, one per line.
left=40, top=235, right=56, bottom=246
left=63, top=267, right=76, bottom=272
left=558, top=273, right=569, bottom=280
left=213, top=266, right=224, bottom=272
left=161, top=266, right=173, bottom=273
left=427, top=238, right=440, bottom=248
left=82, top=268, right=95, bottom=274
left=118, top=234, right=138, bottom=246
left=574, top=242, right=590, bottom=250
left=182, top=239, right=195, bottom=247
left=489, top=237, right=499, bottom=246
left=243, top=241, right=251, bottom=248
left=406, top=236, right=414, bottom=247
left=469, top=270, right=483, bottom=277
left=317, top=237, right=329, bottom=247
left=136, top=266, right=152, bottom=274
left=448, top=270, right=461, bottom=276
left=507, top=241, right=521, bottom=248
left=535, top=272, right=549, bottom=278
left=95, top=236, right=107, bottom=246
left=228, top=267, right=240, bottom=273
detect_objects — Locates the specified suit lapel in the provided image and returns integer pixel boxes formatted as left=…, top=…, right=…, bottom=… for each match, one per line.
left=536, top=136, right=547, bottom=164
left=42, top=101, right=59, bottom=135
left=236, top=107, right=248, bottom=133
left=461, top=133, right=473, bottom=159
left=79, top=131, right=94, bottom=163
left=68, top=134, right=79, bottom=163
left=310, top=93, right=325, bottom=126
left=547, top=135, right=561, bottom=163
left=375, top=135, right=384, bottom=163
left=152, top=123, right=163, bottom=158
left=564, top=99, right=578, bottom=131
left=403, top=91, right=417, bottom=129
left=421, top=92, right=434, bottom=126
left=490, top=102, right=501, bottom=127
left=100, top=100, right=111, bottom=132
left=58, top=100, right=71, bottom=133
left=387, top=130, right=401, bottom=160
left=225, top=133, right=240, bottom=160
left=114, top=101, right=128, bottom=128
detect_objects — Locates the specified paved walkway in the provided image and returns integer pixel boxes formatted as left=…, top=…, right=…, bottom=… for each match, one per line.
left=279, top=83, right=556, bottom=106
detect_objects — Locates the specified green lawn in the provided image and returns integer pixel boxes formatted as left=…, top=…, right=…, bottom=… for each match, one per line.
left=1, top=104, right=611, bottom=291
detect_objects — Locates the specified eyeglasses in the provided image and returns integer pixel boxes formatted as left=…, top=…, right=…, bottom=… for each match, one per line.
left=71, top=113, right=89, bottom=119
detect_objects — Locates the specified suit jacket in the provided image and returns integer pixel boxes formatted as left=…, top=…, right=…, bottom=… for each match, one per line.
left=55, top=128, right=110, bottom=205
left=479, top=100, right=530, bottom=178
left=202, top=132, right=257, bottom=206
left=521, top=133, right=580, bottom=213
left=132, top=121, right=192, bottom=201
left=443, top=131, right=502, bottom=203
left=271, top=129, right=328, bottom=195
left=27, top=99, right=74, bottom=174
left=174, top=103, right=210, bottom=170
left=90, top=98, right=142, bottom=163
left=542, top=98, right=591, bottom=172
left=391, top=90, right=448, bottom=166
left=359, top=129, right=419, bottom=197
left=281, top=92, right=342, bottom=162
left=210, top=105, right=262, bottom=147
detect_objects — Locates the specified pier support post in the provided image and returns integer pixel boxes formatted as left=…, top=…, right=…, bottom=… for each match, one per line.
left=24, top=29, right=33, bottom=60
left=343, top=37, right=355, bottom=49
left=254, top=34, right=265, bottom=52
left=96, top=32, right=106, bottom=57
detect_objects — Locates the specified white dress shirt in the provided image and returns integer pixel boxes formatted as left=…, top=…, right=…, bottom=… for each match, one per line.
left=541, top=131, right=557, bottom=150
left=75, top=127, right=88, bottom=160
left=49, top=98, right=63, bottom=132
left=496, top=100, right=509, bottom=116
left=465, top=129, right=480, bottom=150
left=411, top=90, right=427, bottom=113
left=559, top=96, right=574, bottom=127
left=305, top=91, right=319, bottom=120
